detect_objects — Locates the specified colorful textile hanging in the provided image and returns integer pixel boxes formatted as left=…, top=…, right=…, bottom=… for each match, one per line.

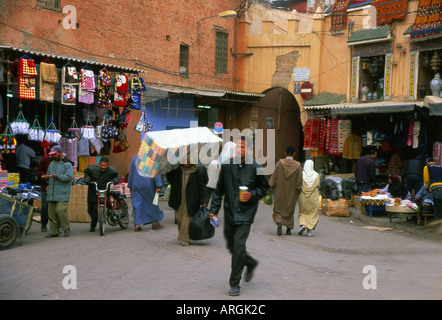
left=78, top=68, right=95, bottom=104
left=328, top=119, right=341, bottom=156
left=411, top=0, right=441, bottom=40
left=39, top=62, right=59, bottom=103
left=96, top=69, right=112, bottom=109
left=61, top=66, right=78, bottom=105
left=318, top=118, right=327, bottom=153
left=303, top=118, right=320, bottom=151
left=18, top=58, right=37, bottom=100
left=330, top=0, right=352, bottom=31
left=114, top=75, right=128, bottom=107
left=372, top=0, right=408, bottom=26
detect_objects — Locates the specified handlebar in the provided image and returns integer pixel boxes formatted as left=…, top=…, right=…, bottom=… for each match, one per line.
left=90, top=181, right=114, bottom=193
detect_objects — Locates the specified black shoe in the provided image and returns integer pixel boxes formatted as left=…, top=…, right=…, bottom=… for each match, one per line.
left=45, top=233, right=59, bottom=238
left=63, top=228, right=70, bottom=237
left=277, top=222, right=282, bottom=236
left=41, top=226, right=47, bottom=233
left=89, top=227, right=95, bottom=232
left=245, top=260, right=259, bottom=282
left=286, top=228, right=291, bottom=235
left=229, top=285, right=241, bottom=296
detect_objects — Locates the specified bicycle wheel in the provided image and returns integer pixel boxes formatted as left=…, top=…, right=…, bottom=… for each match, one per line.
left=98, top=206, right=106, bottom=236
left=118, top=205, right=129, bottom=230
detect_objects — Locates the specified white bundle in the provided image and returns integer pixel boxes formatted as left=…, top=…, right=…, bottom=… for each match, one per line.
left=44, top=129, right=61, bottom=143
left=10, top=121, right=30, bottom=135
left=28, top=127, right=45, bottom=141
left=81, top=126, right=95, bottom=140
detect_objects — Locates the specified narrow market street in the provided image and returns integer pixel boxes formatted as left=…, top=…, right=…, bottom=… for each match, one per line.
left=1, top=198, right=441, bottom=301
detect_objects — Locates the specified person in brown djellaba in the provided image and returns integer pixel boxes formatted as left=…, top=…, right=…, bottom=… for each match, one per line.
left=269, top=146, right=303, bottom=236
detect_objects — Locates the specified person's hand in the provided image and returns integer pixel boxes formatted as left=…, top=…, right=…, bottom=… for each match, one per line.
left=155, top=187, right=161, bottom=193
left=209, top=213, right=217, bottom=221
left=202, top=202, right=207, bottom=207
left=415, top=196, right=420, bottom=201
left=240, top=191, right=252, bottom=202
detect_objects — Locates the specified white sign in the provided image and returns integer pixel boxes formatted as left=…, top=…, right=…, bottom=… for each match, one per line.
left=293, top=68, right=310, bottom=82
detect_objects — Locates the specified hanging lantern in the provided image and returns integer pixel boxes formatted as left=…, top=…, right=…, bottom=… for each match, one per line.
left=430, top=51, right=441, bottom=73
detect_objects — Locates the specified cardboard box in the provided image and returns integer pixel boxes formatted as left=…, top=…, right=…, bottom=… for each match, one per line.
left=326, top=199, right=349, bottom=217
left=68, top=185, right=90, bottom=223
left=354, top=196, right=361, bottom=210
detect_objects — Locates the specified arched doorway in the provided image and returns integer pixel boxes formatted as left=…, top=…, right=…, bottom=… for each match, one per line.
left=259, top=87, right=303, bottom=163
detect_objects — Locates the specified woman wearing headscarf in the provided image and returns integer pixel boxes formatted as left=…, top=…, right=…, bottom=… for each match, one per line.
left=297, top=159, right=320, bottom=237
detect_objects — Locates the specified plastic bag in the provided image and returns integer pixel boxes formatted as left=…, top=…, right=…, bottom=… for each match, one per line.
left=189, top=206, right=215, bottom=241
left=263, top=190, right=273, bottom=205
left=152, top=192, right=159, bottom=206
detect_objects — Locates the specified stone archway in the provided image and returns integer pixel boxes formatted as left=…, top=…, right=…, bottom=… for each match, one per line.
left=259, top=87, right=302, bottom=163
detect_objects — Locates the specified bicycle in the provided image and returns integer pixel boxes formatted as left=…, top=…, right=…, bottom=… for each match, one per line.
left=90, top=181, right=129, bottom=236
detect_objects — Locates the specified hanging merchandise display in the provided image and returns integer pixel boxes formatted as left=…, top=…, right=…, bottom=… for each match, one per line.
left=98, top=114, right=118, bottom=140
left=81, top=112, right=95, bottom=140
left=10, top=105, right=30, bottom=135
left=79, top=67, right=95, bottom=104
left=114, top=74, right=128, bottom=107
left=0, top=124, right=16, bottom=154
left=130, top=75, right=147, bottom=110
left=134, top=106, right=154, bottom=133
left=39, top=61, right=59, bottom=103
left=18, top=56, right=38, bottom=100
left=97, top=68, right=112, bottom=109
left=28, top=114, right=45, bottom=142
left=61, top=64, right=78, bottom=105
left=44, top=119, right=61, bottom=143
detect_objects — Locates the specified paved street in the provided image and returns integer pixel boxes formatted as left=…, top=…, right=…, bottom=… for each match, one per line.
left=1, top=198, right=441, bottom=301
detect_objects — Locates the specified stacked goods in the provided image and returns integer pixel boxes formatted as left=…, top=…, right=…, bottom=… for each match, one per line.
left=0, top=171, right=8, bottom=189
left=135, top=127, right=222, bottom=178
left=8, top=173, right=20, bottom=188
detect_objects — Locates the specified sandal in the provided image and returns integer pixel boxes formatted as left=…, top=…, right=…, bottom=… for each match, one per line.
left=152, top=223, right=164, bottom=230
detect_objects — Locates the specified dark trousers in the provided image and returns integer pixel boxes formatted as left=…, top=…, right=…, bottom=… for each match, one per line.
left=40, top=191, right=49, bottom=228
left=206, top=187, right=214, bottom=206
left=357, top=182, right=371, bottom=195
left=224, top=223, right=257, bottom=287
left=87, top=196, right=98, bottom=228
left=431, top=186, right=442, bottom=220
left=405, top=175, right=423, bottom=195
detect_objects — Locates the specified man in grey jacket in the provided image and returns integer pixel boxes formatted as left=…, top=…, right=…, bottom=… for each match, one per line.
left=211, top=137, right=270, bottom=296
left=43, top=145, right=74, bottom=238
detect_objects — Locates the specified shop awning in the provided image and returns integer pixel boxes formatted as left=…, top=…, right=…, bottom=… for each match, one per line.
left=304, top=101, right=424, bottom=115
left=0, top=45, right=144, bottom=73
left=146, top=83, right=264, bottom=102
left=424, top=96, right=442, bottom=116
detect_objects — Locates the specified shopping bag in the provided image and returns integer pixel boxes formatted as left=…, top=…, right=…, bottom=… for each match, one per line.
left=263, top=189, right=273, bottom=205
left=189, top=206, right=215, bottom=241
left=152, top=192, right=159, bottom=206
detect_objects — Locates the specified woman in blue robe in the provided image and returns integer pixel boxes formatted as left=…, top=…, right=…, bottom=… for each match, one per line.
left=128, top=155, right=164, bottom=231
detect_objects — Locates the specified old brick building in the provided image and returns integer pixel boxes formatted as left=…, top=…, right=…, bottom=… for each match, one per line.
left=0, top=0, right=262, bottom=176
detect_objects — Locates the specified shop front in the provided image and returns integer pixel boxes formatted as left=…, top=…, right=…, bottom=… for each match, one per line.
left=0, top=46, right=143, bottom=185
left=303, top=100, right=440, bottom=187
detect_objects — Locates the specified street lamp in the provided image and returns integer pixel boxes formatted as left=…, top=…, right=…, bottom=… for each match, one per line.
left=197, top=10, right=237, bottom=43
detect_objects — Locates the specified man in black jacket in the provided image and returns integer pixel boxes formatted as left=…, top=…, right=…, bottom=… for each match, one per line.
left=84, top=157, right=119, bottom=232
left=210, top=137, right=270, bottom=296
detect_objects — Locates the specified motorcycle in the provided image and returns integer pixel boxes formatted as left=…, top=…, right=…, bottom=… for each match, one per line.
left=91, top=181, right=129, bottom=236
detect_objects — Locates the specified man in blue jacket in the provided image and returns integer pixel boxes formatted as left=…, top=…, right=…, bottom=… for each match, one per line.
left=210, top=137, right=270, bottom=296
left=43, top=145, right=74, bottom=238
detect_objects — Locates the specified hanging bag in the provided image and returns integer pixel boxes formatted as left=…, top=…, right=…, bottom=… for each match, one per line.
left=189, top=206, right=215, bottom=241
